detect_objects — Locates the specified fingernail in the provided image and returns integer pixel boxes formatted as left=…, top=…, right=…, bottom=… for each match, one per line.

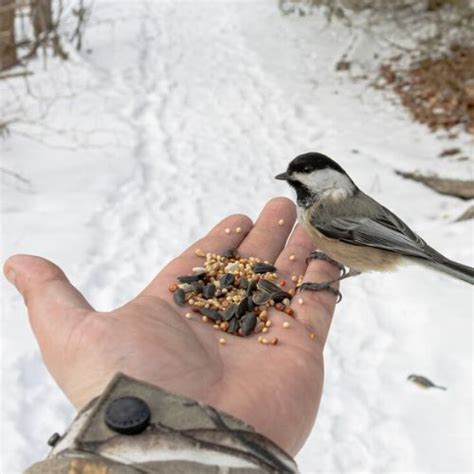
left=5, top=267, right=16, bottom=286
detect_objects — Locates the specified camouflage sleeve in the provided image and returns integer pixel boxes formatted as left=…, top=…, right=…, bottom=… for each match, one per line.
left=25, top=373, right=299, bottom=473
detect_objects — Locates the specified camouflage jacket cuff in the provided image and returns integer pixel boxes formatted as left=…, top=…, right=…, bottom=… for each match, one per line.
left=25, top=373, right=299, bottom=473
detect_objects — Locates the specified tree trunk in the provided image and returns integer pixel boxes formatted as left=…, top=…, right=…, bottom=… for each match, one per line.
left=0, top=0, right=17, bottom=71
left=30, top=0, right=53, bottom=38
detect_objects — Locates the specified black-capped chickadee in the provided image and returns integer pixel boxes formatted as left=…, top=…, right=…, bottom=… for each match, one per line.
left=275, top=152, right=474, bottom=299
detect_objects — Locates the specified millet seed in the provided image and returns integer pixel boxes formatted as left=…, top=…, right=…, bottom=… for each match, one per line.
left=219, top=338, right=226, bottom=345
left=225, top=228, right=231, bottom=234
left=289, top=254, right=296, bottom=261
left=278, top=219, right=285, bottom=226
left=185, top=313, right=192, bottom=319
left=283, top=321, right=290, bottom=328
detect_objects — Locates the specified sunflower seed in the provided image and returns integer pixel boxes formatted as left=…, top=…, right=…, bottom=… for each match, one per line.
left=220, top=273, right=235, bottom=288
left=173, top=288, right=186, bottom=306
left=247, top=295, right=256, bottom=311
left=240, top=312, right=257, bottom=336
left=223, top=304, right=237, bottom=321
left=257, top=279, right=291, bottom=301
left=272, top=291, right=292, bottom=303
left=177, top=275, right=201, bottom=283
left=202, top=283, right=216, bottom=299
left=192, top=267, right=206, bottom=275
left=253, top=263, right=277, bottom=274
left=246, top=279, right=257, bottom=297
left=191, top=281, right=204, bottom=293
left=239, top=276, right=249, bottom=289
left=200, top=308, right=221, bottom=321
left=223, top=248, right=237, bottom=259
left=237, top=298, right=248, bottom=317
left=252, top=291, right=271, bottom=305
left=257, top=278, right=282, bottom=294
left=228, top=317, right=239, bottom=334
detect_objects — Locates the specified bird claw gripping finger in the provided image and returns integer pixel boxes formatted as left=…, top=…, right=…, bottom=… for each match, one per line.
left=306, top=251, right=347, bottom=277
left=297, top=281, right=343, bottom=303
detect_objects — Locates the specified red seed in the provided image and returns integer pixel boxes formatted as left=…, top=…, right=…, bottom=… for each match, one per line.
left=284, top=307, right=294, bottom=316
left=275, top=303, right=283, bottom=311
left=168, top=284, right=178, bottom=292
left=280, top=280, right=286, bottom=287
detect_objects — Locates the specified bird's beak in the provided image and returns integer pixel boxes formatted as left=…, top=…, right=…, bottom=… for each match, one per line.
left=275, top=172, right=290, bottom=181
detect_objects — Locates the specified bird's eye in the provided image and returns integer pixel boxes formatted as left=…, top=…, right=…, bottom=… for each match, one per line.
left=303, top=166, right=312, bottom=173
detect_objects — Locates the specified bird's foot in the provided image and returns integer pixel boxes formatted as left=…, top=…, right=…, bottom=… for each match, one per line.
left=297, top=281, right=343, bottom=303
left=306, top=251, right=347, bottom=277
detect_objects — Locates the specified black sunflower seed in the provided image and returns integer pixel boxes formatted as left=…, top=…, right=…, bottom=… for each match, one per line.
left=252, top=291, right=270, bottom=305
left=177, top=275, right=201, bottom=283
left=202, top=283, right=216, bottom=299
left=246, top=279, right=257, bottom=297
left=237, top=298, right=248, bottom=317
left=222, top=304, right=237, bottom=321
left=173, top=288, right=186, bottom=306
left=223, top=248, right=237, bottom=259
left=228, top=317, right=239, bottom=334
left=257, top=279, right=291, bottom=302
left=272, top=291, right=292, bottom=303
left=200, top=308, right=221, bottom=321
left=220, top=273, right=235, bottom=288
left=191, top=281, right=204, bottom=293
left=240, top=312, right=257, bottom=336
left=257, top=278, right=282, bottom=294
left=247, top=295, right=255, bottom=311
left=253, top=263, right=277, bottom=274
left=239, top=276, right=249, bottom=289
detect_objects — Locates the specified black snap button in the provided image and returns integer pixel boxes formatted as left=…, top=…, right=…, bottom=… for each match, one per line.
left=104, top=396, right=151, bottom=435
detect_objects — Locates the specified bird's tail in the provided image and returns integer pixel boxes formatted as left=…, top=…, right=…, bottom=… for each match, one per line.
left=422, top=257, right=474, bottom=285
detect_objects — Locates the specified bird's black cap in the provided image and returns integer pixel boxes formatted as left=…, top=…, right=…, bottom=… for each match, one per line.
left=275, top=152, right=347, bottom=180
left=289, top=152, right=346, bottom=174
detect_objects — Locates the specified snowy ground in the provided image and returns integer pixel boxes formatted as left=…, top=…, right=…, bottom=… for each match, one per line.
left=1, top=1, right=472, bottom=472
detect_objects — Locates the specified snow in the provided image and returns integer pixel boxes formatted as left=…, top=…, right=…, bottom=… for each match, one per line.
left=1, top=1, right=472, bottom=472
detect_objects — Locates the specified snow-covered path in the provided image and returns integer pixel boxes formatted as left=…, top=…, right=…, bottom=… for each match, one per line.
left=1, top=1, right=472, bottom=473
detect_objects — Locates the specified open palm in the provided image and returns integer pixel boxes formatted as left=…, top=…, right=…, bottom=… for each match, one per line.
left=4, top=197, right=340, bottom=456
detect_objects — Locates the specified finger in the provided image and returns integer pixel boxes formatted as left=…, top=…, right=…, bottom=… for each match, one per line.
left=273, top=224, right=313, bottom=285
left=3, top=254, right=93, bottom=346
left=237, top=197, right=296, bottom=263
left=142, top=214, right=253, bottom=296
left=293, top=252, right=342, bottom=347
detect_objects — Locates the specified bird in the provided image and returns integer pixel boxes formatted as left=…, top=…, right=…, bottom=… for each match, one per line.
left=275, top=152, right=474, bottom=300
left=407, top=374, right=446, bottom=390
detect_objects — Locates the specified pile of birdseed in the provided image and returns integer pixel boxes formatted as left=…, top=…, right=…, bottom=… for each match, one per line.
left=169, top=248, right=303, bottom=344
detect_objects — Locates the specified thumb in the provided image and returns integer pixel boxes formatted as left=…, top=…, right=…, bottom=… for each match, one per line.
left=3, top=254, right=93, bottom=348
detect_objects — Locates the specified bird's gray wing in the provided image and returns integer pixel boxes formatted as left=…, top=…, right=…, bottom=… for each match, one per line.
left=314, top=207, right=438, bottom=261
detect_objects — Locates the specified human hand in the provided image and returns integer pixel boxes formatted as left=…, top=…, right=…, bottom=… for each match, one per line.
left=3, top=197, right=340, bottom=455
